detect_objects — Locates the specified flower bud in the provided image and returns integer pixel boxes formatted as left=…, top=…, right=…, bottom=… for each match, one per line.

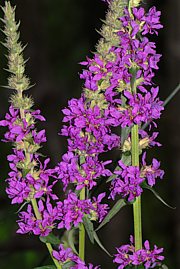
left=139, top=137, right=150, bottom=150
left=122, top=139, right=131, bottom=152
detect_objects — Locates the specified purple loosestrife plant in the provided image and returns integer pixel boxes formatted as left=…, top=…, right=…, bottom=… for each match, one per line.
left=56, top=0, right=167, bottom=267
left=0, top=2, right=109, bottom=269
left=0, top=0, right=173, bottom=269
left=0, top=3, right=64, bottom=269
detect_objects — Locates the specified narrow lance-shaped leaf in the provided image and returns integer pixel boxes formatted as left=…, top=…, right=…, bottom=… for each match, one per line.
left=16, top=201, right=28, bottom=213
left=143, top=183, right=175, bottom=210
left=96, top=199, right=126, bottom=231
left=67, top=229, right=79, bottom=255
left=93, top=231, right=112, bottom=257
left=83, top=215, right=94, bottom=244
left=39, top=233, right=61, bottom=245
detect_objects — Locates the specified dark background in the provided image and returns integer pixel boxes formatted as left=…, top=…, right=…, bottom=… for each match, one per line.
left=0, top=0, right=179, bottom=268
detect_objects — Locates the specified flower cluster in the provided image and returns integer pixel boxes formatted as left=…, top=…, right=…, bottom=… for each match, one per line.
left=57, top=94, right=120, bottom=190
left=53, top=244, right=100, bottom=269
left=17, top=200, right=58, bottom=236
left=0, top=104, right=61, bottom=236
left=114, top=236, right=164, bottom=269
left=16, top=191, right=108, bottom=236
left=110, top=160, right=144, bottom=201
left=57, top=192, right=108, bottom=230
left=56, top=149, right=112, bottom=191
left=110, top=153, right=164, bottom=201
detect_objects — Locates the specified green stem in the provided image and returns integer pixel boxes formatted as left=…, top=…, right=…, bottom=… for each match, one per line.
left=31, top=199, right=62, bottom=269
left=131, top=66, right=142, bottom=250
left=79, top=187, right=86, bottom=261
left=46, top=242, right=62, bottom=269
left=132, top=123, right=142, bottom=250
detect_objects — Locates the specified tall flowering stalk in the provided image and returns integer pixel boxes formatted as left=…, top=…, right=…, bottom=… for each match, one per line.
left=0, top=3, right=62, bottom=269
left=0, top=0, right=172, bottom=269
left=58, top=0, right=165, bottom=267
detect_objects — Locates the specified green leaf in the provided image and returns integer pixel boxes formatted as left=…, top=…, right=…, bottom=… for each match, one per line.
left=67, top=229, right=78, bottom=255
left=96, top=199, right=126, bottom=231
left=93, top=231, right=112, bottom=257
left=121, top=154, right=131, bottom=166
left=83, top=215, right=94, bottom=244
left=22, top=168, right=31, bottom=177
left=39, top=233, right=61, bottom=245
left=106, top=173, right=117, bottom=183
left=62, top=261, right=75, bottom=269
left=16, top=201, right=28, bottom=213
left=163, top=83, right=180, bottom=107
left=61, top=229, right=78, bottom=254
left=121, top=126, right=131, bottom=145
left=74, top=189, right=81, bottom=197
left=143, top=184, right=175, bottom=210
left=34, top=265, right=56, bottom=269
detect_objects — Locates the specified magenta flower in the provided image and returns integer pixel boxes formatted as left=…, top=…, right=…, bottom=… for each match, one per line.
left=92, top=193, right=109, bottom=222
left=57, top=192, right=108, bottom=230
left=17, top=200, right=58, bottom=236
left=118, top=87, right=164, bottom=128
left=53, top=244, right=101, bottom=268
left=139, top=129, right=162, bottom=148
left=0, top=106, right=45, bottom=142
left=142, top=7, right=163, bottom=35
left=141, top=152, right=164, bottom=186
left=57, top=192, right=93, bottom=230
left=114, top=236, right=164, bottom=269
left=110, top=160, right=144, bottom=201
left=56, top=151, right=112, bottom=190
left=110, top=153, right=164, bottom=201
